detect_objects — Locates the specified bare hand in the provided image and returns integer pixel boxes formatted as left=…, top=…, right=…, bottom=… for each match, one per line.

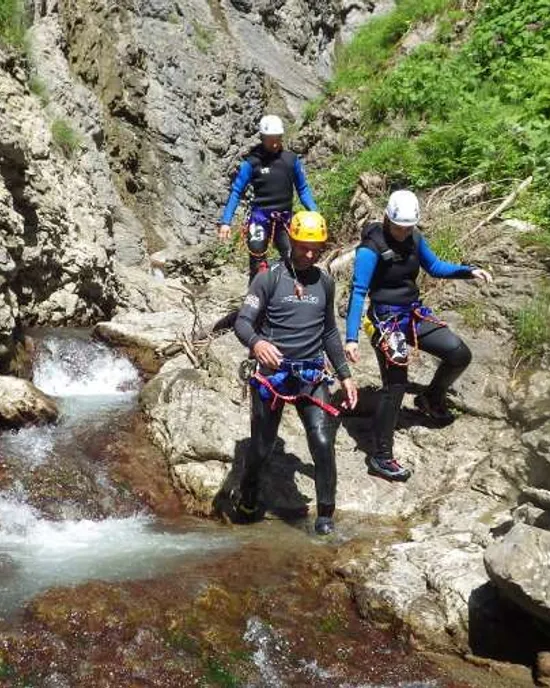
left=218, top=224, right=231, bottom=241
left=252, top=340, right=283, bottom=369
left=345, top=342, right=360, bottom=363
left=471, top=268, right=493, bottom=283
left=341, top=378, right=358, bottom=411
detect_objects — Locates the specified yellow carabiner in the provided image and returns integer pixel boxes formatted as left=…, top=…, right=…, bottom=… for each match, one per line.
left=362, top=315, right=376, bottom=337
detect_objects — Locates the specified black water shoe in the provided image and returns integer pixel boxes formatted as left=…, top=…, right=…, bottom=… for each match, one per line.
left=314, top=516, right=335, bottom=535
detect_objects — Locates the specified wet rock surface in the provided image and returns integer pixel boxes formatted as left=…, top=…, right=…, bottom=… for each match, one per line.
left=0, top=376, right=58, bottom=428
left=0, top=522, right=517, bottom=687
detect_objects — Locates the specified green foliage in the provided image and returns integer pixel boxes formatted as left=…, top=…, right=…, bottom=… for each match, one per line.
left=426, top=224, right=464, bottom=263
left=313, top=0, right=550, bottom=234
left=514, top=285, right=550, bottom=361
left=334, top=0, right=459, bottom=89
left=0, top=0, right=26, bottom=49
left=50, top=118, right=81, bottom=158
left=29, top=75, right=50, bottom=106
left=202, top=658, right=240, bottom=688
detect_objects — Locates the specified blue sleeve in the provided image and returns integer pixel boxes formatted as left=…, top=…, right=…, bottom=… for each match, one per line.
left=293, top=157, right=317, bottom=211
left=219, top=161, right=253, bottom=225
left=418, top=236, right=473, bottom=279
left=346, top=247, right=379, bottom=342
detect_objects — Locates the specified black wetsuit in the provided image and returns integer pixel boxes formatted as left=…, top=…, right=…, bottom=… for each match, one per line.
left=235, top=261, right=350, bottom=516
left=347, top=222, right=473, bottom=460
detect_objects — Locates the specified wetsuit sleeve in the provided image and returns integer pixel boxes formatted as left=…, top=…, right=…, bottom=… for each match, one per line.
left=322, top=276, right=351, bottom=381
left=293, top=157, right=317, bottom=211
left=219, top=161, right=253, bottom=225
left=234, top=272, right=270, bottom=350
left=418, top=236, right=473, bottom=279
left=345, top=247, right=379, bottom=342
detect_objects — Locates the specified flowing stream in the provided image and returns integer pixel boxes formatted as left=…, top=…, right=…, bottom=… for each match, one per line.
left=0, top=332, right=515, bottom=687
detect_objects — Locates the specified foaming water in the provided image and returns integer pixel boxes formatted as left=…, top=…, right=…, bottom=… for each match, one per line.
left=0, top=332, right=237, bottom=614
left=0, top=494, right=233, bottom=614
left=32, top=334, right=140, bottom=398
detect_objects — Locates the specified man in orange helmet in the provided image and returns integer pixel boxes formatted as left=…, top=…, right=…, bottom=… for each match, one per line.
left=234, top=211, right=357, bottom=535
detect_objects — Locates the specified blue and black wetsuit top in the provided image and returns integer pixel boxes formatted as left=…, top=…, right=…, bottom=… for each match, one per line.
left=220, top=145, right=316, bottom=225
left=346, top=222, right=474, bottom=342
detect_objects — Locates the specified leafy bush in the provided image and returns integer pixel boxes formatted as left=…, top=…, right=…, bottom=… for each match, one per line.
left=314, top=0, right=550, bottom=237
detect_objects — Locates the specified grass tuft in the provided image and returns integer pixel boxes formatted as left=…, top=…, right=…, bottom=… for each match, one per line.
left=51, top=118, right=81, bottom=158
left=514, top=286, right=550, bottom=362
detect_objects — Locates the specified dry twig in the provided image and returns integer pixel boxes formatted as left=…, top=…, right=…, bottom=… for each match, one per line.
left=463, top=176, right=533, bottom=241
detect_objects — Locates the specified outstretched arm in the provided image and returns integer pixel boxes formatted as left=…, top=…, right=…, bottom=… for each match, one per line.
left=220, top=161, right=253, bottom=226
left=293, top=158, right=317, bottom=211
left=418, top=235, right=473, bottom=278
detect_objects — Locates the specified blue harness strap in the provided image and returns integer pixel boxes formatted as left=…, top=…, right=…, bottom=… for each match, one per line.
left=249, top=357, right=340, bottom=416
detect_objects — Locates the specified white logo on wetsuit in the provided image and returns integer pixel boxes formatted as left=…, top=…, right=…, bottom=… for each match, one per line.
left=248, top=223, right=265, bottom=242
left=244, top=294, right=260, bottom=309
left=281, top=294, right=319, bottom=304
left=260, top=167, right=270, bottom=175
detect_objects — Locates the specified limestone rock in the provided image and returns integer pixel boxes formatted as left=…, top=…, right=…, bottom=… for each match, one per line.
left=173, top=461, right=231, bottom=503
left=508, top=370, right=550, bottom=430
left=95, top=310, right=196, bottom=355
left=484, top=523, right=550, bottom=625
left=0, top=376, right=58, bottom=428
left=140, top=360, right=248, bottom=466
left=513, top=503, right=550, bottom=531
left=521, top=487, right=550, bottom=511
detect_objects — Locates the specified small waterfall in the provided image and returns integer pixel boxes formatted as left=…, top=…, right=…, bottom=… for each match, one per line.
left=32, top=334, right=140, bottom=397
left=0, top=331, right=234, bottom=614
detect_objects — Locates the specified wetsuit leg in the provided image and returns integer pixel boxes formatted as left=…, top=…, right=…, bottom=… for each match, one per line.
left=295, top=383, right=337, bottom=517
left=417, top=322, right=472, bottom=401
left=247, top=208, right=272, bottom=282
left=273, top=211, right=292, bottom=265
left=374, top=347, right=408, bottom=459
left=240, top=386, right=284, bottom=504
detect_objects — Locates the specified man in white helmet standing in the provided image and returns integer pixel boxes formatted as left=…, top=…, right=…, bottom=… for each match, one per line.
left=218, top=114, right=318, bottom=282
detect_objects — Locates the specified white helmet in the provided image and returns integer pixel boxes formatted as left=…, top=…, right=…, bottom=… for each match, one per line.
left=259, top=114, right=285, bottom=136
left=385, top=190, right=420, bottom=227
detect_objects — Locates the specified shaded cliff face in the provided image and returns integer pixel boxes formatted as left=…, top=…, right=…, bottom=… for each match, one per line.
left=30, top=0, right=379, bottom=251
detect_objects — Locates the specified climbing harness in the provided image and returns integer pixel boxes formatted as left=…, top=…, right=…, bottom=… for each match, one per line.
left=240, top=210, right=291, bottom=262
left=239, top=357, right=341, bottom=417
left=368, top=302, right=446, bottom=368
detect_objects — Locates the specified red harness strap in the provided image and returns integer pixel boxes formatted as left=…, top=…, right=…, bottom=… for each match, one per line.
left=252, top=372, right=341, bottom=418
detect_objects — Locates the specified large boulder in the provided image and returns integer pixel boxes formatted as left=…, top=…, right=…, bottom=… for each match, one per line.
left=140, top=356, right=248, bottom=466
left=484, top=523, right=550, bottom=625
left=0, top=376, right=58, bottom=428
left=95, top=310, right=196, bottom=356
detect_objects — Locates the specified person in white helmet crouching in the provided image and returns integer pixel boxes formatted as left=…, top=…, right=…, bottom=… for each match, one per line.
left=218, top=114, right=317, bottom=282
